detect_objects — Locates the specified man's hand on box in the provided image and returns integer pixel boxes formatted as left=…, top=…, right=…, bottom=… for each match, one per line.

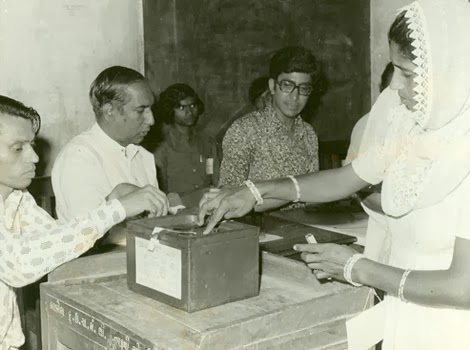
left=107, top=183, right=141, bottom=200
left=115, top=184, right=169, bottom=218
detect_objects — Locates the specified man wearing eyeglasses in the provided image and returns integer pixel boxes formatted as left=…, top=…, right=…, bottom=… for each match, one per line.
left=218, top=46, right=321, bottom=194
left=52, top=66, right=170, bottom=227
left=150, top=83, right=219, bottom=207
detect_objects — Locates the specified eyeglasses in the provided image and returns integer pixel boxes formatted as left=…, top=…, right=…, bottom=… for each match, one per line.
left=276, top=79, right=313, bottom=96
left=177, top=103, right=198, bottom=111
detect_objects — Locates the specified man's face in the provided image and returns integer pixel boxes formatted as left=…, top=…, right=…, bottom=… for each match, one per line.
left=0, top=114, right=39, bottom=199
left=269, top=72, right=312, bottom=119
left=173, top=96, right=199, bottom=127
left=111, top=81, right=155, bottom=145
left=389, top=41, right=418, bottom=111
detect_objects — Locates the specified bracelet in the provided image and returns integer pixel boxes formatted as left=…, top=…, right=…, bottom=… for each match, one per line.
left=244, top=180, right=264, bottom=205
left=343, top=253, right=365, bottom=287
left=287, top=175, right=301, bottom=203
left=398, top=269, right=411, bottom=302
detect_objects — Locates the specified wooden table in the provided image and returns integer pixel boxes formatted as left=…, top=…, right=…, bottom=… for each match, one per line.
left=41, top=251, right=370, bottom=350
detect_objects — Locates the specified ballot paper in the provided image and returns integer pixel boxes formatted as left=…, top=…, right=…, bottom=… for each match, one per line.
left=135, top=235, right=182, bottom=299
left=259, top=233, right=283, bottom=243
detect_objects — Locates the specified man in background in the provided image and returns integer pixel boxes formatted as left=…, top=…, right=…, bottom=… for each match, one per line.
left=52, top=66, right=168, bottom=222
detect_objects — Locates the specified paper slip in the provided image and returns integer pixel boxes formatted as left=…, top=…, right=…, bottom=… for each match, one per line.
left=259, top=233, right=283, bottom=243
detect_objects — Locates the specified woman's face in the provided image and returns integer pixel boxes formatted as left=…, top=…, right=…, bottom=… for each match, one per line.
left=389, top=41, right=418, bottom=111
left=173, top=96, right=199, bottom=127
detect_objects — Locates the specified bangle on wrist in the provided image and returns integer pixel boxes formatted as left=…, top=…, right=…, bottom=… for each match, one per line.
left=287, top=175, right=301, bottom=203
left=244, top=180, right=264, bottom=205
left=343, top=253, right=365, bottom=287
left=398, top=269, right=411, bottom=302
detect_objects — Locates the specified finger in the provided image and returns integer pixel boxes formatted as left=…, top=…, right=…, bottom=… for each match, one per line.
left=294, top=243, right=324, bottom=253
left=203, top=203, right=228, bottom=235
left=151, top=196, right=167, bottom=217
left=147, top=191, right=166, bottom=217
left=306, top=262, right=323, bottom=270
left=198, top=200, right=210, bottom=226
left=197, top=193, right=212, bottom=224
left=314, top=271, right=332, bottom=280
left=161, top=195, right=169, bottom=216
left=198, top=196, right=218, bottom=226
left=155, top=202, right=163, bottom=217
left=300, top=252, right=323, bottom=263
left=158, top=195, right=168, bottom=216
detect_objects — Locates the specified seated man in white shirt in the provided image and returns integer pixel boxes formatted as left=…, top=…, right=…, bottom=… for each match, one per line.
left=52, top=66, right=167, bottom=223
left=0, top=95, right=167, bottom=350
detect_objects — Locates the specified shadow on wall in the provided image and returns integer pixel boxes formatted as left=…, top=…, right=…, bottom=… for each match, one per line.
left=34, top=136, right=52, bottom=177
left=301, top=70, right=329, bottom=125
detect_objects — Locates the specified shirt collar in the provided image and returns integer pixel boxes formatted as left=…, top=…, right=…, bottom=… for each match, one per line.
left=91, top=123, right=141, bottom=160
left=0, top=190, right=25, bottom=230
left=261, top=104, right=303, bottom=130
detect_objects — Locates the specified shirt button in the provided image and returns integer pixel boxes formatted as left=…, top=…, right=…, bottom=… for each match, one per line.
left=192, top=169, right=196, bottom=173
left=195, top=185, right=199, bottom=189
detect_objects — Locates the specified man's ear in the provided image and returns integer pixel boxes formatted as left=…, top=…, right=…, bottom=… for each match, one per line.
left=268, top=78, right=276, bottom=95
left=102, top=103, right=113, bottom=120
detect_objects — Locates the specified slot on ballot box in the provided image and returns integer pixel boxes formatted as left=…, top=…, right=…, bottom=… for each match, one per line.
left=126, top=214, right=260, bottom=312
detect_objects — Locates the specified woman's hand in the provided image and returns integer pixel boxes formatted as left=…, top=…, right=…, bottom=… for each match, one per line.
left=294, top=243, right=360, bottom=282
left=198, top=186, right=256, bottom=234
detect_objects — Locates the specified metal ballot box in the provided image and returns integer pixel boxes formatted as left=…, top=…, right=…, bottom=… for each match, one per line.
left=126, top=214, right=260, bottom=312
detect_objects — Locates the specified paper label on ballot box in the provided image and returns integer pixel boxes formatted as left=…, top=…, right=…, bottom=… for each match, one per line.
left=135, top=236, right=182, bottom=299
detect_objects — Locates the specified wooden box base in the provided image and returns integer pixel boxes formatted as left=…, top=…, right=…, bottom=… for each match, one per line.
left=41, top=252, right=370, bottom=350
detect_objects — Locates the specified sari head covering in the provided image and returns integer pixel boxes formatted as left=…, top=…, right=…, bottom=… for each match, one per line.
left=353, top=0, right=470, bottom=217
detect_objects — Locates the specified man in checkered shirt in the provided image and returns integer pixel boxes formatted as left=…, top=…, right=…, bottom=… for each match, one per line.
left=0, top=95, right=167, bottom=350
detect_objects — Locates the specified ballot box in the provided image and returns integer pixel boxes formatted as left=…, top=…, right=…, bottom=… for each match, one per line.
left=126, top=214, right=260, bottom=312
left=41, top=251, right=371, bottom=350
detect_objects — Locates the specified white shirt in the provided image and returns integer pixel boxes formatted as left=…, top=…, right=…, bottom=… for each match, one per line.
left=52, top=123, right=157, bottom=221
left=0, top=191, right=125, bottom=349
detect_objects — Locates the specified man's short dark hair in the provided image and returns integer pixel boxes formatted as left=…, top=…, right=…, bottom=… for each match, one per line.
left=269, top=46, right=320, bottom=82
left=89, top=66, right=146, bottom=118
left=0, top=95, right=41, bottom=133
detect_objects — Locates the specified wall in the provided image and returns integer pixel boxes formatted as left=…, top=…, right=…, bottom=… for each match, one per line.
left=370, top=0, right=411, bottom=102
left=0, top=0, right=144, bottom=175
left=143, top=0, right=371, bottom=143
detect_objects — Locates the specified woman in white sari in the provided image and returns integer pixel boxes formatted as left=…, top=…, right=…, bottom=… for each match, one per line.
left=199, top=0, right=470, bottom=348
